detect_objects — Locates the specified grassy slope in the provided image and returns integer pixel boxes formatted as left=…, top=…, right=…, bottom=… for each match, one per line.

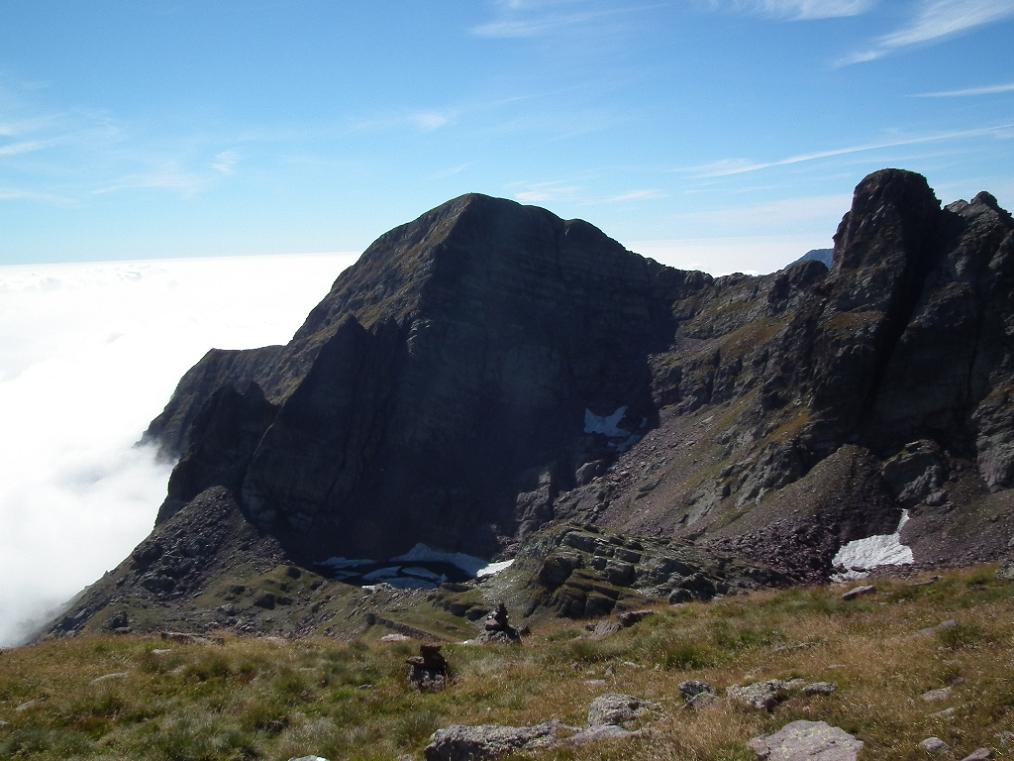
left=2, top=566, right=1013, bottom=761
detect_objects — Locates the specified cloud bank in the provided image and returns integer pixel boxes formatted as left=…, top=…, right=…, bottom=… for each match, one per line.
left=0, top=253, right=356, bottom=646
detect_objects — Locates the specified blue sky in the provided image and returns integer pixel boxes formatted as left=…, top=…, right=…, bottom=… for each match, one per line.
left=1, top=0, right=1013, bottom=272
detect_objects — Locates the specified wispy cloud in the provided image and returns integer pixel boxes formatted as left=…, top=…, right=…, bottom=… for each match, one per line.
left=604, top=188, right=667, bottom=202
left=93, top=163, right=212, bottom=198
left=0, top=114, right=61, bottom=138
left=471, top=1, right=660, bottom=38
left=0, top=138, right=56, bottom=157
left=839, top=0, right=1014, bottom=65
left=512, top=180, right=584, bottom=203
left=430, top=162, right=473, bottom=180
left=669, top=193, right=851, bottom=231
left=409, top=111, right=454, bottom=131
left=211, top=149, right=240, bottom=175
left=0, top=188, right=76, bottom=206
left=704, top=0, right=875, bottom=20
left=689, top=123, right=1014, bottom=177
left=913, top=81, right=1014, bottom=98
left=349, top=108, right=457, bottom=134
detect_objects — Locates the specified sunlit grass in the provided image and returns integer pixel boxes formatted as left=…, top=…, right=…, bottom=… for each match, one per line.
left=1, top=565, right=1013, bottom=760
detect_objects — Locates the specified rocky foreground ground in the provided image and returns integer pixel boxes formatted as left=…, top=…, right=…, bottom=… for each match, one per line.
left=5, top=564, right=1014, bottom=760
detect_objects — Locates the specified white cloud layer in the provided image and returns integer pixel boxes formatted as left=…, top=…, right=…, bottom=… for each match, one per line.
left=0, top=253, right=356, bottom=646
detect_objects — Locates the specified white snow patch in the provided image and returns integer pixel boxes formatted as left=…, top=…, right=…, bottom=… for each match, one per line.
left=477, top=559, right=515, bottom=577
left=832, top=510, right=914, bottom=581
left=584, top=406, right=628, bottom=437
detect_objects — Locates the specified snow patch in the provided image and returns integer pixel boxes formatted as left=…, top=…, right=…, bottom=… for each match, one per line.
left=832, top=510, right=913, bottom=581
left=584, top=406, right=628, bottom=437
left=477, top=559, right=515, bottom=577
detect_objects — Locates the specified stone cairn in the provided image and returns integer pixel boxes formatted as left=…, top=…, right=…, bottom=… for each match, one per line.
left=478, top=603, right=522, bottom=644
left=407, top=644, right=450, bottom=691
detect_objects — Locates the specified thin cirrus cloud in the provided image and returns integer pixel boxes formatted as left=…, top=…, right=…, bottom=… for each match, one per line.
left=913, top=82, right=1014, bottom=98
left=348, top=109, right=457, bottom=133
left=470, top=1, right=661, bottom=38
left=604, top=189, right=667, bottom=202
left=839, top=0, right=1014, bottom=65
left=211, top=149, right=240, bottom=175
left=689, top=123, right=1014, bottom=177
left=0, top=138, right=56, bottom=157
left=512, top=180, right=583, bottom=203
left=706, top=0, right=876, bottom=20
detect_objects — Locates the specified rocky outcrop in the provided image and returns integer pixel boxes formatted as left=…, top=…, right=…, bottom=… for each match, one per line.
left=511, top=523, right=785, bottom=618
left=556, top=170, right=1014, bottom=577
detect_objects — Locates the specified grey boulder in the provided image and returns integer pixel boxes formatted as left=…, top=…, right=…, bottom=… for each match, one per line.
left=586, top=693, right=655, bottom=727
left=748, top=720, right=863, bottom=760
left=424, top=722, right=561, bottom=761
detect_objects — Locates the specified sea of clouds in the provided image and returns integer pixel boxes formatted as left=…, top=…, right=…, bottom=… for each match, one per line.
left=0, top=252, right=356, bottom=646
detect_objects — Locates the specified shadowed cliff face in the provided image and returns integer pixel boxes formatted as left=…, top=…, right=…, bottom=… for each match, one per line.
left=144, top=171, right=1014, bottom=572
left=147, top=194, right=702, bottom=558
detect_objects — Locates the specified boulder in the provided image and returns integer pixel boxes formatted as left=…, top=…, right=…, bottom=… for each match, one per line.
left=919, top=737, right=950, bottom=753
left=920, top=687, right=952, bottom=702
left=748, top=720, right=863, bottom=761
left=680, top=680, right=718, bottom=709
left=424, top=722, right=562, bottom=761
left=997, top=560, right=1014, bottom=581
left=728, top=680, right=790, bottom=711
left=586, top=693, right=655, bottom=727
left=960, top=750, right=992, bottom=761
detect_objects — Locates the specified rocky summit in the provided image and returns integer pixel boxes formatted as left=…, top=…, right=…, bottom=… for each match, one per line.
left=44, top=168, right=1014, bottom=640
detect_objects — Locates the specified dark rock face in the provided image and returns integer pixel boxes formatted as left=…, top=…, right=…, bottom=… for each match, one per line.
left=550, top=170, right=1014, bottom=577
left=146, top=193, right=703, bottom=559
left=104, top=170, right=1011, bottom=623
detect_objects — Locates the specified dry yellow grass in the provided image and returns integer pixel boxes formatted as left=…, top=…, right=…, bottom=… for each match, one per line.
left=1, top=566, right=1012, bottom=760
